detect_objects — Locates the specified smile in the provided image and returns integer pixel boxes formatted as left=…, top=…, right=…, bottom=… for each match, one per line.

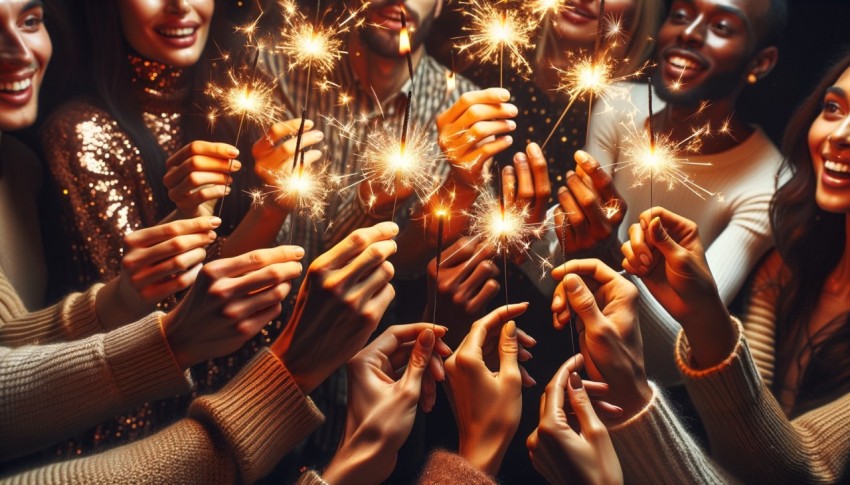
left=825, top=159, right=850, bottom=175
left=0, top=77, right=32, bottom=93
left=156, top=27, right=197, bottom=38
left=667, top=55, right=703, bottom=71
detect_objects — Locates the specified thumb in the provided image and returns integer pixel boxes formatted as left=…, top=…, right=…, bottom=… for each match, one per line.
left=498, top=321, right=521, bottom=379
left=566, top=372, right=605, bottom=437
left=563, top=274, right=605, bottom=324
left=647, top=216, right=683, bottom=259
left=401, top=329, right=435, bottom=396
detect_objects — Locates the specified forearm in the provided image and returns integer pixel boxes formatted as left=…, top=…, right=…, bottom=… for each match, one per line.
left=94, top=278, right=153, bottom=331
left=0, top=314, right=190, bottom=461
left=0, top=282, right=104, bottom=345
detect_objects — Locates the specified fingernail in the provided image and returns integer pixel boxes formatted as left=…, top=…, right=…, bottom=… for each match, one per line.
left=420, top=328, right=435, bottom=348
left=569, top=372, right=583, bottom=390
left=388, top=222, right=400, bottom=235
left=505, top=321, right=517, bottom=337
left=210, top=216, right=222, bottom=227
left=566, top=275, right=582, bottom=293
left=652, top=218, right=665, bottom=239
left=640, top=218, right=647, bottom=231
left=611, top=406, right=624, bottom=417
left=507, top=120, right=516, bottom=130
left=227, top=147, right=240, bottom=158
left=558, top=186, right=567, bottom=194
left=575, top=150, right=588, bottom=163
left=224, top=186, right=232, bottom=194
left=639, top=253, right=651, bottom=266
left=530, top=143, right=542, bottom=158
left=530, top=376, right=538, bottom=386
left=294, top=246, right=305, bottom=258
left=504, top=135, right=513, bottom=144
left=498, top=88, right=510, bottom=101
left=507, top=104, right=518, bottom=115
left=232, top=161, right=242, bottom=170
left=208, top=230, right=217, bottom=240
left=552, top=294, right=562, bottom=308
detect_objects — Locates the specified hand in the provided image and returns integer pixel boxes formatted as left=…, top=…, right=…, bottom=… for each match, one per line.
left=503, top=142, right=552, bottom=227
left=436, top=88, right=517, bottom=186
left=323, top=324, right=453, bottom=485
left=95, top=216, right=220, bottom=328
left=252, top=118, right=324, bottom=185
left=620, top=208, right=734, bottom=368
left=551, top=259, right=652, bottom=421
left=271, top=222, right=399, bottom=394
left=554, top=150, right=625, bottom=260
left=422, top=236, right=500, bottom=343
left=163, top=141, right=241, bottom=218
left=163, top=245, right=305, bottom=370
left=444, top=304, right=528, bottom=476
left=527, top=354, right=624, bottom=485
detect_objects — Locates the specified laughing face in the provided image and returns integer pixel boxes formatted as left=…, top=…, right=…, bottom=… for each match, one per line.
left=809, top=68, right=850, bottom=214
left=0, top=0, right=50, bottom=131
left=117, top=0, right=213, bottom=68
left=354, top=0, right=442, bottom=59
left=652, top=0, right=770, bottom=106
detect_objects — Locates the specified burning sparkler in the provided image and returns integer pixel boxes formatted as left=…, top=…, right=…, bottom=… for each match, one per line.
left=432, top=206, right=448, bottom=324
left=250, top=163, right=333, bottom=222
left=456, top=0, right=534, bottom=87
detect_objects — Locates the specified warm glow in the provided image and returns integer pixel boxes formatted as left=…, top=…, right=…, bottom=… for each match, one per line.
left=456, top=0, right=534, bottom=77
left=446, top=70, right=456, bottom=93
left=399, top=27, right=411, bottom=55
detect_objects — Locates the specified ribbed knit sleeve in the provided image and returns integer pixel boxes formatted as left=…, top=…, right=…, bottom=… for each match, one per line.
left=418, top=450, right=497, bottom=484
left=677, top=319, right=850, bottom=483
left=0, top=274, right=104, bottom=346
left=295, top=471, right=328, bottom=485
left=608, top=383, right=734, bottom=484
left=1, top=348, right=324, bottom=484
left=0, top=313, right=191, bottom=461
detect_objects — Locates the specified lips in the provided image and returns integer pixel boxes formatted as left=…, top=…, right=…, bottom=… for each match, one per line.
left=154, top=22, right=200, bottom=48
left=0, top=72, right=35, bottom=106
left=0, top=77, right=32, bottom=93
left=825, top=159, right=850, bottom=178
left=370, top=4, right=415, bottom=31
left=661, top=48, right=708, bottom=84
left=156, top=26, right=196, bottom=38
left=561, top=1, right=597, bottom=25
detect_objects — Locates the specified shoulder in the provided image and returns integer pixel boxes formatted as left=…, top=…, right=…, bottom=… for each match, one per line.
left=39, top=99, right=126, bottom=164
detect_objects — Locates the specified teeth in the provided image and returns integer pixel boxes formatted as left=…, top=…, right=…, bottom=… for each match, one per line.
left=0, top=77, right=31, bottom=93
left=668, top=55, right=700, bottom=70
left=157, top=27, right=195, bottom=37
left=825, top=160, right=850, bottom=173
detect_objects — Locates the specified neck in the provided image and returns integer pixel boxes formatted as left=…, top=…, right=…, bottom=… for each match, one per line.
left=127, top=53, right=191, bottom=102
left=348, top=33, right=423, bottom=102
left=653, top=97, right=751, bottom=155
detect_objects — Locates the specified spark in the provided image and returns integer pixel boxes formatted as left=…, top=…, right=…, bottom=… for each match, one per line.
left=252, top=164, right=334, bottom=221
left=359, top=124, right=444, bottom=204
left=446, top=69, right=456, bottom=94
left=524, top=0, right=569, bottom=24
left=456, top=0, right=535, bottom=80
left=205, top=67, right=283, bottom=130
left=602, top=198, right=622, bottom=219
left=465, top=189, right=542, bottom=258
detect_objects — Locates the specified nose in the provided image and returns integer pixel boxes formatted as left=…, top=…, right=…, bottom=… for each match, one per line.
left=829, top=116, right=850, bottom=148
left=0, top=24, right=33, bottom=68
left=165, top=0, right=191, bottom=15
left=678, top=14, right=707, bottom=47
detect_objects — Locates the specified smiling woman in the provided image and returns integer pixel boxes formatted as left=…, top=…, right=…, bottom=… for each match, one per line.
left=117, top=0, right=212, bottom=68
left=0, top=0, right=50, bottom=131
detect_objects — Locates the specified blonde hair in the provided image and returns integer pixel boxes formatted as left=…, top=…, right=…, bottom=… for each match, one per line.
left=535, top=0, right=664, bottom=78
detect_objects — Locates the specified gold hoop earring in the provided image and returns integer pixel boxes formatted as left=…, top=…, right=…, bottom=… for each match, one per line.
left=747, top=73, right=758, bottom=84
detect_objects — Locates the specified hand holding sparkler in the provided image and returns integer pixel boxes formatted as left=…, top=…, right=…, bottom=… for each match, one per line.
left=620, top=208, right=734, bottom=369
left=443, top=305, right=535, bottom=477
left=550, top=259, right=652, bottom=422
left=526, top=354, right=625, bottom=485
left=436, top=88, right=518, bottom=186
left=163, top=141, right=242, bottom=219
left=502, top=142, right=552, bottom=232
left=553, top=150, right=625, bottom=263
left=423, top=236, right=501, bottom=347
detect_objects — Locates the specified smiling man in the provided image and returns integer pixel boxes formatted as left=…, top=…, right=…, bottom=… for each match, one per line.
left=526, top=0, right=789, bottom=384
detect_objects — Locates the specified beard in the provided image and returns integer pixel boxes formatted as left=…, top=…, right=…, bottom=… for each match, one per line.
left=359, top=2, right=438, bottom=59
left=651, top=61, right=748, bottom=108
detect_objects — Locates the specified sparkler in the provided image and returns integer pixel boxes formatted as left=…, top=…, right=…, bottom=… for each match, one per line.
left=456, top=0, right=534, bottom=87
left=432, top=207, right=447, bottom=325
left=206, top=48, right=284, bottom=217
left=557, top=216, right=577, bottom=357
left=250, top=162, right=333, bottom=222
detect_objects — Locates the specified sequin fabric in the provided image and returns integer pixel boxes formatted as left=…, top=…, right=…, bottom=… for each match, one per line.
left=37, top=55, right=194, bottom=459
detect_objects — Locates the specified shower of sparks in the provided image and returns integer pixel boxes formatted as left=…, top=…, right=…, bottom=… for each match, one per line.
left=465, top=189, right=542, bottom=258
left=250, top=164, right=334, bottom=221
left=446, top=69, right=457, bottom=94
left=456, top=0, right=535, bottom=80
left=613, top=126, right=716, bottom=199
left=602, top=198, right=623, bottom=220
left=359, top=124, right=444, bottom=205
left=524, top=0, right=570, bottom=24
left=205, top=68, right=283, bottom=131
left=541, top=52, right=647, bottom=149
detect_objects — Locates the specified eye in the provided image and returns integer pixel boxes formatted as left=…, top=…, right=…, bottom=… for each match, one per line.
left=711, top=20, right=731, bottom=35
left=822, top=100, right=845, bottom=119
left=19, top=10, right=44, bottom=32
left=669, top=7, right=691, bottom=24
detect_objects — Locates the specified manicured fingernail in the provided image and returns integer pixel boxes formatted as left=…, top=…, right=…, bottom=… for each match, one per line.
left=640, top=218, right=647, bottom=231
left=315, top=131, right=324, bottom=140
left=515, top=153, right=527, bottom=163
left=497, top=88, right=510, bottom=100
left=639, top=253, right=651, bottom=266
left=208, top=230, right=217, bottom=240
left=569, top=372, right=583, bottom=390
left=210, top=216, right=222, bottom=227
left=530, top=143, right=542, bottom=158
left=552, top=293, right=562, bottom=308
left=575, top=150, right=588, bottom=163
left=611, top=406, right=624, bottom=416
left=419, top=328, right=435, bottom=347
left=506, top=104, right=518, bottom=115
left=227, top=147, right=239, bottom=158
left=505, top=321, right=517, bottom=337
left=507, top=120, right=516, bottom=130
left=566, top=275, right=582, bottom=293
left=558, top=186, right=567, bottom=194
left=232, top=161, right=242, bottom=170
left=504, top=135, right=513, bottom=144
left=294, top=246, right=305, bottom=258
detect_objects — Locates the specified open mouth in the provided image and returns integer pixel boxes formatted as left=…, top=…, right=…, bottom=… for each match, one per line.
left=0, top=77, right=32, bottom=94
left=156, top=26, right=197, bottom=38
left=666, top=53, right=705, bottom=72
left=825, top=159, right=850, bottom=179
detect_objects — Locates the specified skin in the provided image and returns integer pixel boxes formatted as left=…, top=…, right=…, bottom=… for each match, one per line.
left=0, top=0, right=50, bottom=131
left=117, top=0, right=213, bottom=68
left=552, top=0, right=635, bottom=52
left=809, top=68, right=850, bottom=214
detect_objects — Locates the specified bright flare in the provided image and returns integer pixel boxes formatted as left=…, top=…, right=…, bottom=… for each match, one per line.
left=456, top=0, right=534, bottom=77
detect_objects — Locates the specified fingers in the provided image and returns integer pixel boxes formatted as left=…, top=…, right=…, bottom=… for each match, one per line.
left=163, top=155, right=239, bottom=190
left=463, top=278, right=501, bottom=316
left=498, top=321, right=521, bottom=381
left=465, top=303, right=529, bottom=351
left=235, top=302, right=284, bottom=340
left=513, top=152, right=534, bottom=202
left=375, top=323, right=450, bottom=360
left=565, top=171, right=610, bottom=240
left=436, top=88, right=511, bottom=128
left=400, top=329, right=436, bottom=399
left=139, top=263, right=203, bottom=302
left=541, top=356, right=578, bottom=420
left=502, top=164, right=517, bottom=208
left=526, top=143, right=551, bottom=203
left=254, top=118, right=315, bottom=152
left=123, top=216, right=220, bottom=250
left=316, top=222, right=399, bottom=269
left=130, top=246, right=208, bottom=289
left=553, top=274, right=604, bottom=327
left=166, top=141, right=239, bottom=169
left=574, top=150, right=619, bottom=203
left=205, top=245, right=305, bottom=279
left=551, top=257, right=623, bottom=284
left=566, top=372, right=610, bottom=442
left=225, top=280, right=293, bottom=321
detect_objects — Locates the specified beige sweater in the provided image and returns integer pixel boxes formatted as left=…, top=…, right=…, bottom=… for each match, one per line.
left=610, top=253, right=850, bottom=483
left=0, top=270, right=325, bottom=482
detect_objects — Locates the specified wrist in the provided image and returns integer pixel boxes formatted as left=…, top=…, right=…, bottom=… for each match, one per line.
left=682, top=304, right=736, bottom=369
left=459, top=430, right=510, bottom=476
left=611, top=379, right=654, bottom=424
left=159, top=311, right=192, bottom=370
left=323, top=434, right=390, bottom=485
left=96, top=278, right=149, bottom=330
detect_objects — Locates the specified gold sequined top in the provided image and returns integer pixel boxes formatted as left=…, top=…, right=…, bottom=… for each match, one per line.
left=41, top=55, right=188, bottom=289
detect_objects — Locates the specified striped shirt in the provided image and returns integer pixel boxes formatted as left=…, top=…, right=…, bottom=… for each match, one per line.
left=261, top=50, right=478, bottom=264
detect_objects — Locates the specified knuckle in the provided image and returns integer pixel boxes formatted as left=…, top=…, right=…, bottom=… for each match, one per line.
left=459, top=92, right=475, bottom=107
left=348, top=229, right=369, bottom=250
left=189, top=140, right=205, bottom=154
left=271, top=283, right=290, bottom=301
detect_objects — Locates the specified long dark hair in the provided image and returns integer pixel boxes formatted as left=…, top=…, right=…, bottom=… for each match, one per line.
left=770, top=51, right=850, bottom=417
left=80, top=0, right=257, bottom=226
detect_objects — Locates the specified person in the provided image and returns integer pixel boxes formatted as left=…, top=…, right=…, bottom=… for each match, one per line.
left=531, top=0, right=789, bottom=384
left=2, top=222, right=399, bottom=482
left=38, top=0, right=327, bottom=456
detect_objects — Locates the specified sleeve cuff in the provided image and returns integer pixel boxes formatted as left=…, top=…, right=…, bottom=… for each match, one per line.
left=61, top=283, right=106, bottom=339
left=189, top=348, right=325, bottom=483
left=295, top=470, right=328, bottom=485
left=676, top=317, right=764, bottom=413
left=103, top=313, right=192, bottom=407
left=418, top=450, right=496, bottom=485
